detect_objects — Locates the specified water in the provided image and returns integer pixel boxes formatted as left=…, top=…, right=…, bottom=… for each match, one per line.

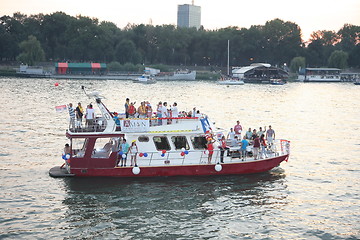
left=0, top=78, right=359, bottom=239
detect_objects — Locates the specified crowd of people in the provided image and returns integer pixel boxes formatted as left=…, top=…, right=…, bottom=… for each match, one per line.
left=206, top=121, right=276, bottom=162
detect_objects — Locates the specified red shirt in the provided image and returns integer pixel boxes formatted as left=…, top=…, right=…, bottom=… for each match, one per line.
left=234, top=124, right=242, bottom=134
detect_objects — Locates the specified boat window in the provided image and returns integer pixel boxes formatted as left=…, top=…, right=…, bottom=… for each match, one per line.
left=153, top=136, right=171, bottom=151
left=138, top=136, right=149, bottom=142
left=91, top=138, right=116, bottom=158
left=71, top=138, right=88, bottom=158
left=171, top=136, right=189, bottom=150
left=191, top=136, right=207, bottom=149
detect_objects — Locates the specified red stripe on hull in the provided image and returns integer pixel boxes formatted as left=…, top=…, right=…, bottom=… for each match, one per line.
left=69, top=155, right=288, bottom=177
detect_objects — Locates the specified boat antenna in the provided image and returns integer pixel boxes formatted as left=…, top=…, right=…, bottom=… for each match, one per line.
left=81, top=85, right=90, bottom=99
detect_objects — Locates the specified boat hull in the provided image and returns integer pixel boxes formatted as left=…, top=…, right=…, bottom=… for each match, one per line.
left=56, top=154, right=288, bottom=178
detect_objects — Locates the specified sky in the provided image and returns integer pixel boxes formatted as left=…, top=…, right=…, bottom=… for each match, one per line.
left=1, top=0, right=360, bottom=41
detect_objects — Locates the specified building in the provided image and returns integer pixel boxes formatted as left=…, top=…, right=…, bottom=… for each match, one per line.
left=177, top=3, right=201, bottom=29
left=55, top=62, right=107, bottom=75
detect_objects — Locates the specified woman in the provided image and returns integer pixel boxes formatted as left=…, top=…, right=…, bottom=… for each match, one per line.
left=128, top=140, right=139, bottom=167
left=259, top=134, right=267, bottom=159
left=207, top=138, right=214, bottom=164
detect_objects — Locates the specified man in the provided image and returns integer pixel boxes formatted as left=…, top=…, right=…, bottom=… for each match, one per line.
left=161, top=102, right=169, bottom=125
left=171, top=102, right=179, bottom=124
left=124, top=98, right=130, bottom=118
left=266, top=125, right=276, bottom=146
left=118, top=139, right=130, bottom=167
left=257, top=126, right=266, bottom=137
left=86, top=104, right=95, bottom=129
left=68, top=103, right=75, bottom=129
left=75, top=102, right=83, bottom=128
left=234, top=120, right=242, bottom=138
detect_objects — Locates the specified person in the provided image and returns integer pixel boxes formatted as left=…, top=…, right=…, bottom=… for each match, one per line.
left=230, top=135, right=240, bottom=147
left=161, top=102, right=168, bottom=125
left=85, top=104, right=95, bottom=130
left=138, top=101, right=147, bottom=118
left=234, top=120, right=243, bottom=138
left=171, top=102, right=179, bottom=123
left=68, top=103, right=75, bottom=129
left=245, top=128, right=252, bottom=140
left=251, top=129, right=258, bottom=140
left=146, top=101, right=153, bottom=118
left=227, top=128, right=235, bottom=140
left=206, top=138, right=214, bottom=164
left=60, top=143, right=71, bottom=169
left=259, top=134, right=267, bottom=159
left=128, top=102, right=136, bottom=118
left=157, top=101, right=162, bottom=125
left=75, top=102, right=83, bottom=128
left=219, top=136, right=229, bottom=163
left=128, top=140, right=139, bottom=167
left=113, top=112, right=121, bottom=131
left=253, top=135, right=260, bottom=160
left=118, top=139, right=130, bottom=167
left=195, top=110, right=202, bottom=118
left=266, top=125, right=276, bottom=147
left=240, top=136, right=249, bottom=160
left=124, top=98, right=130, bottom=118
left=257, top=126, right=266, bottom=137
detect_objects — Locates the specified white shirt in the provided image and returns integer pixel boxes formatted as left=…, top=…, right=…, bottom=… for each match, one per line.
left=86, top=108, right=95, bottom=120
left=171, top=106, right=179, bottom=118
left=161, top=106, right=168, bottom=117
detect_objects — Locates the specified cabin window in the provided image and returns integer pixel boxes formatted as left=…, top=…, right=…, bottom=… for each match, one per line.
left=138, top=136, right=149, bottom=142
left=91, top=138, right=117, bottom=158
left=71, top=138, right=88, bottom=158
left=191, top=136, right=207, bottom=149
left=171, top=136, right=189, bottom=150
left=153, top=136, right=171, bottom=151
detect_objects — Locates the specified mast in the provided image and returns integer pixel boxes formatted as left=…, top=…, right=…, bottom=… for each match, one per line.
left=227, top=40, right=230, bottom=76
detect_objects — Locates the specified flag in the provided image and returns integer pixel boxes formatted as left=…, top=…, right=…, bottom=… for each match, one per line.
left=200, top=117, right=212, bottom=133
left=55, top=105, right=67, bottom=112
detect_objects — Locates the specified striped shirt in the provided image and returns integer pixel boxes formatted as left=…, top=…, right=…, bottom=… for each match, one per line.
left=68, top=106, right=75, bottom=119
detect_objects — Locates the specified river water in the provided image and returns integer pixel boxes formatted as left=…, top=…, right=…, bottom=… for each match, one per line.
left=0, top=78, right=359, bottom=239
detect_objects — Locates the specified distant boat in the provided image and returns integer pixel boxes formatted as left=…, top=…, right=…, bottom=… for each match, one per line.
left=354, top=79, right=360, bottom=85
left=16, top=64, right=51, bottom=78
left=270, top=79, right=285, bottom=85
left=217, top=75, right=244, bottom=85
left=232, top=63, right=289, bottom=84
left=133, top=74, right=156, bottom=84
left=146, top=67, right=196, bottom=81
left=298, top=68, right=341, bottom=82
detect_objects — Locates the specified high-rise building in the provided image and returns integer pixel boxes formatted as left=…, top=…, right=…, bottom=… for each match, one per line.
left=177, top=3, right=201, bottom=29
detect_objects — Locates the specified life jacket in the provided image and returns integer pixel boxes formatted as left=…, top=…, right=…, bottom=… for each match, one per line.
left=128, top=105, right=136, bottom=115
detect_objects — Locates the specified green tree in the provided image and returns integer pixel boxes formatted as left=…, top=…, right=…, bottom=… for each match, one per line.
left=17, top=35, right=45, bottom=65
left=328, top=50, right=348, bottom=69
left=290, top=56, right=305, bottom=73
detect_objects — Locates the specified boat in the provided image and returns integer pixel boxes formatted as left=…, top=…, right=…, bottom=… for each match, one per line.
left=49, top=88, right=290, bottom=178
left=16, top=64, right=51, bottom=78
left=270, top=79, right=285, bottom=85
left=217, top=40, right=244, bottom=85
left=232, top=63, right=289, bottom=84
left=354, top=80, right=360, bottom=85
left=297, top=68, right=341, bottom=82
left=145, top=67, right=196, bottom=81
left=133, top=74, right=156, bottom=84
left=217, top=75, right=244, bottom=85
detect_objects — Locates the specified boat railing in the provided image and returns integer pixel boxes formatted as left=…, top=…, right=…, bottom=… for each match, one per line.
left=68, top=116, right=200, bottom=133
left=133, top=139, right=290, bottom=166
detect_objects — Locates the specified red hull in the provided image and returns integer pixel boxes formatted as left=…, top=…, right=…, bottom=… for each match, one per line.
left=68, top=154, right=288, bottom=177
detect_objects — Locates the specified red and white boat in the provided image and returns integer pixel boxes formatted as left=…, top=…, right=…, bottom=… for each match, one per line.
left=49, top=92, right=290, bottom=178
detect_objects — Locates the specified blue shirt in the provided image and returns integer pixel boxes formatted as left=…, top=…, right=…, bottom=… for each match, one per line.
left=241, top=139, right=249, bottom=150
left=121, top=143, right=130, bottom=153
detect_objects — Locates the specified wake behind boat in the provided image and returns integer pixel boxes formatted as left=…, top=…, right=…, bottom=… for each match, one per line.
left=50, top=89, right=290, bottom=178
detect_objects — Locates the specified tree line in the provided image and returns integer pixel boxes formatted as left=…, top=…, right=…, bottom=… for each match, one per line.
left=0, top=12, right=359, bottom=71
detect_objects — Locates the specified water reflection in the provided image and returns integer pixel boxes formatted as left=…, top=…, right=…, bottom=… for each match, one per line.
left=61, top=170, right=287, bottom=238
